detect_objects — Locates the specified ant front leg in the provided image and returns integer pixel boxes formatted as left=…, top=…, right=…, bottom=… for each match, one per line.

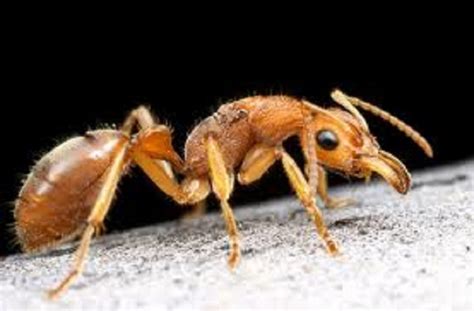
left=300, top=127, right=319, bottom=199
left=300, top=128, right=353, bottom=210
left=206, top=136, right=241, bottom=269
left=280, top=149, right=340, bottom=256
left=237, top=143, right=339, bottom=255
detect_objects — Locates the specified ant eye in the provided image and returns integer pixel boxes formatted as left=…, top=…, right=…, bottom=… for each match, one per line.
left=316, top=130, right=339, bottom=150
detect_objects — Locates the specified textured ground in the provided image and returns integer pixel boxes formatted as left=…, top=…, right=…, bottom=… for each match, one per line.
left=0, top=160, right=473, bottom=310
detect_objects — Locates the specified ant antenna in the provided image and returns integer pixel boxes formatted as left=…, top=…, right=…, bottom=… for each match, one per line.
left=331, top=89, right=369, bottom=132
left=332, top=89, right=433, bottom=158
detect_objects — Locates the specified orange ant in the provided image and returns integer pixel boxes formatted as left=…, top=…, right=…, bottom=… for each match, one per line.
left=13, top=89, right=432, bottom=299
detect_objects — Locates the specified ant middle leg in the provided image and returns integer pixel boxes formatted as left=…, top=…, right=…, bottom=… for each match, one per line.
left=237, top=144, right=280, bottom=185
left=206, top=136, right=241, bottom=269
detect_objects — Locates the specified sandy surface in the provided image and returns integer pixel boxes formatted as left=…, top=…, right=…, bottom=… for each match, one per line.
left=0, top=160, right=473, bottom=310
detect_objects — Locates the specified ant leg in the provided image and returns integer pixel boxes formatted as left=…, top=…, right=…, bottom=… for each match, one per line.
left=47, top=141, right=129, bottom=300
left=317, top=166, right=355, bottom=209
left=206, top=136, right=240, bottom=269
left=123, top=105, right=184, bottom=174
left=126, top=108, right=211, bottom=216
left=133, top=150, right=186, bottom=202
left=300, top=127, right=319, bottom=199
left=280, top=149, right=340, bottom=256
left=133, top=149, right=210, bottom=204
left=133, top=126, right=184, bottom=171
left=237, top=144, right=279, bottom=185
left=130, top=121, right=191, bottom=204
left=122, top=106, right=156, bottom=132
left=300, top=128, right=353, bottom=209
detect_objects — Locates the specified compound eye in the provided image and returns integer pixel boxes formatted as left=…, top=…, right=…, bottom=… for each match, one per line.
left=316, top=129, right=339, bottom=150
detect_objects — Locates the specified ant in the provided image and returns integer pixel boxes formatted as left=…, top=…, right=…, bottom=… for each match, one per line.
left=13, top=90, right=432, bottom=299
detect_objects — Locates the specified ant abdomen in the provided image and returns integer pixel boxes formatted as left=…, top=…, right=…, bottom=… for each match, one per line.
left=14, top=130, right=128, bottom=252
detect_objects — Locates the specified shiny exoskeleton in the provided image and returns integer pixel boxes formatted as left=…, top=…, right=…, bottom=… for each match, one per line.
left=15, top=107, right=183, bottom=299
left=13, top=90, right=432, bottom=300
left=16, top=130, right=127, bottom=251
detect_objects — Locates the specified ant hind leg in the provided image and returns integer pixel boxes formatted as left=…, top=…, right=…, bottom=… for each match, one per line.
left=47, top=141, right=129, bottom=299
left=122, top=106, right=156, bottom=133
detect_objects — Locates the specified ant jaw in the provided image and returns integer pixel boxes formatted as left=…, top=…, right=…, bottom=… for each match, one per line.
left=356, top=150, right=411, bottom=194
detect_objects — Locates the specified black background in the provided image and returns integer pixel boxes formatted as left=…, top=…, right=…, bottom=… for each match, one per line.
left=1, top=9, right=472, bottom=256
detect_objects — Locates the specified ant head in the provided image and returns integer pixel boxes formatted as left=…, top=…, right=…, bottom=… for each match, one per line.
left=303, top=90, right=433, bottom=194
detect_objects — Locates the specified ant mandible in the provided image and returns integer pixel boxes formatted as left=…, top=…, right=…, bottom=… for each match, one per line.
left=13, top=90, right=432, bottom=299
